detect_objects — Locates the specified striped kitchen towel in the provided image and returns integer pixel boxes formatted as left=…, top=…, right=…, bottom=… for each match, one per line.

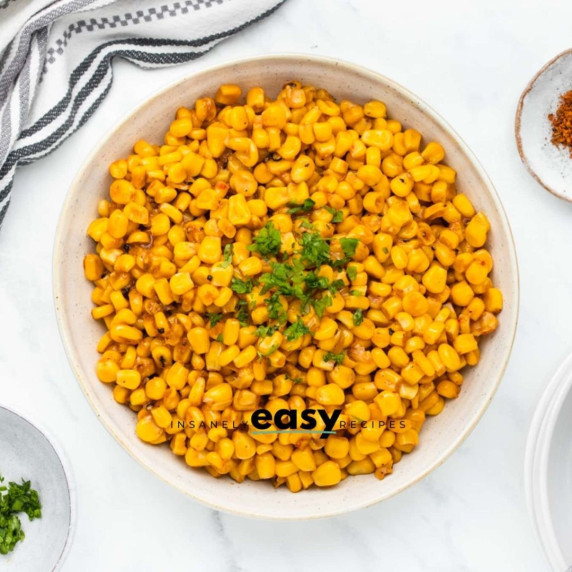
left=0, top=0, right=285, bottom=227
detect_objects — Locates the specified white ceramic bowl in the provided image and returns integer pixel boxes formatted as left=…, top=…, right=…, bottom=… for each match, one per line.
left=0, top=406, right=74, bottom=570
left=53, top=54, right=519, bottom=519
left=526, top=351, right=572, bottom=570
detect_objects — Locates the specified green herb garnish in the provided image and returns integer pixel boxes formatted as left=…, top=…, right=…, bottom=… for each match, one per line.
left=249, top=221, right=282, bottom=258
left=340, top=237, right=359, bottom=259
left=300, top=231, right=331, bottom=268
left=353, top=309, right=364, bottom=326
left=284, top=319, right=310, bottom=341
left=216, top=334, right=224, bottom=342
left=347, top=265, right=357, bottom=281
left=255, top=324, right=279, bottom=338
left=288, top=198, right=315, bottom=214
left=231, top=277, right=255, bottom=295
left=324, top=206, right=344, bottom=223
left=350, top=289, right=362, bottom=296
left=206, top=313, right=224, bottom=327
left=265, top=292, right=287, bottom=324
left=312, top=294, right=332, bottom=318
left=324, top=351, right=345, bottom=365
left=221, top=244, right=234, bottom=268
left=235, top=299, right=251, bottom=326
left=0, top=476, right=41, bottom=555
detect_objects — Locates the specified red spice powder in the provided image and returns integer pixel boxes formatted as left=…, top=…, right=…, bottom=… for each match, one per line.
left=548, top=90, right=572, bottom=157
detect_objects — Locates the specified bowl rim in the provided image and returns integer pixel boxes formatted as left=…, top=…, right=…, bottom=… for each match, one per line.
left=0, top=404, right=76, bottom=570
left=515, top=47, right=572, bottom=202
left=53, top=52, right=520, bottom=519
left=525, top=349, right=572, bottom=570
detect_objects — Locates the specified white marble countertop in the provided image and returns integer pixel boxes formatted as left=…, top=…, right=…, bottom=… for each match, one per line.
left=2, top=0, right=571, bottom=569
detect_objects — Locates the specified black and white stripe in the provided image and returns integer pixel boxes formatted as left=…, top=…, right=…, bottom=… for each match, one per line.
left=0, top=0, right=286, bottom=226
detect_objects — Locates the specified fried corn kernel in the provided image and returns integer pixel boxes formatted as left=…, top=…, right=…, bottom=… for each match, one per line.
left=85, top=81, right=501, bottom=492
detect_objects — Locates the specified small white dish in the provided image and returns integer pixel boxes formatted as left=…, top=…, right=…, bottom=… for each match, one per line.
left=0, top=406, right=74, bottom=571
left=516, top=48, right=572, bottom=201
left=525, top=351, right=572, bottom=570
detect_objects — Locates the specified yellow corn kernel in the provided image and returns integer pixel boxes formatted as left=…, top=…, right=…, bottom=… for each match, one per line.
left=136, top=416, right=165, bottom=444
left=484, top=287, right=503, bottom=313
left=170, top=272, right=193, bottom=295
left=233, top=345, right=257, bottom=368
left=312, top=461, right=342, bottom=487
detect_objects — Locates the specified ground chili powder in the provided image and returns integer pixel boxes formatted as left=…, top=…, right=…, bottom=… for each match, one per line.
left=548, top=90, right=572, bottom=157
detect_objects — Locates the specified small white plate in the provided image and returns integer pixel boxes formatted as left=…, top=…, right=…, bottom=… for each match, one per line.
left=0, top=406, right=74, bottom=571
left=516, top=48, right=572, bottom=201
left=525, top=351, right=572, bottom=570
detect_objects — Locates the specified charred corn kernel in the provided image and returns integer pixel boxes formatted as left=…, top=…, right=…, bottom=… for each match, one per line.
left=484, top=287, right=503, bottom=313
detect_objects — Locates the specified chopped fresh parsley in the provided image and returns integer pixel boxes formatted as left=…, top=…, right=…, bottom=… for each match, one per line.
left=353, top=309, right=364, bottom=326
left=340, top=237, right=359, bottom=259
left=255, top=324, right=279, bottom=338
left=260, top=261, right=305, bottom=298
left=235, top=300, right=250, bottom=326
left=312, top=294, right=332, bottom=318
left=324, top=351, right=345, bottom=365
left=350, top=289, right=362, bottom=296
left=231, top=277, right=255, bottom=295
left=284, top=319, right=310, bottom=341
left=303, top=271, right=330, bottom=291
left=299, top=218, right=314, bottom=230
left=221, top=244, right=233, bottom=268
left=265, top=292, right=287, bottom=323
left=328, top=279, right=345, bottom=293
left=288, top=198, right=315, bottom=214
left=206, top=312, right=224, bottom=327
left=347, top=265, right=357, bottom=281
left=216, top=334, right=224, bottom=342
left=300, top=232, right=331, bottom=268
left=324, top=206, right=344, bottom=223
left=0, top=476, right=42, bottom=555
left=249, top=221, right=281, bottom=257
